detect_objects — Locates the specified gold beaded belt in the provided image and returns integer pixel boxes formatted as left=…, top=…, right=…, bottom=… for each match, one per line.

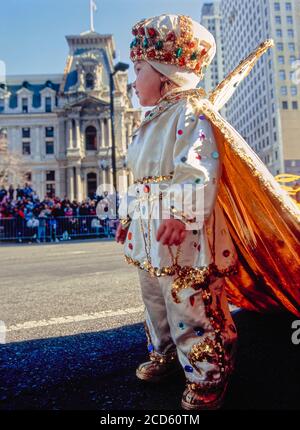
left=134, top=173, right=174, bottom=184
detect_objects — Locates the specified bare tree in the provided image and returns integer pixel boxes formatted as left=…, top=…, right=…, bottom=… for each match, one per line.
left=0, top=128, right=26, bottom=189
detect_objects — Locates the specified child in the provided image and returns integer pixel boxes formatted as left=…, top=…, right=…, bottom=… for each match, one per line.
left=116, top=14, right=300, bottom=410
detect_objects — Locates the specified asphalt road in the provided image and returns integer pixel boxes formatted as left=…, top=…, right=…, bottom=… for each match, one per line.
left=0, top=240, right=299, bottom=410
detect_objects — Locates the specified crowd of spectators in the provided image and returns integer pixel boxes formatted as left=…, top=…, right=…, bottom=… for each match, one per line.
left=0, top=184, right=119, bottom=242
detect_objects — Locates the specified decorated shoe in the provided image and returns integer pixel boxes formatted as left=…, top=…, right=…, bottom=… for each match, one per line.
left=136, top=351, right=181, bottom=382
left=181, top=380, right=228, bottom=410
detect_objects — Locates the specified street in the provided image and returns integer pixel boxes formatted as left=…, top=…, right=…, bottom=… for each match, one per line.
left=0, top=240, right=299, bottom=410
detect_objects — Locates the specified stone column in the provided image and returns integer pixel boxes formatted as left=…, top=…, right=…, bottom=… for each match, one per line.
left=68, top=167, right=74, bottom=201
left=100, top=119, right=105, bottom=148
left=75, top=167, right=82, bottom=201
left=107, top=117, right=112, bottom=148
left=75, top=119, right=81, bottom=150
left=66, top=119, right=73, bottom=150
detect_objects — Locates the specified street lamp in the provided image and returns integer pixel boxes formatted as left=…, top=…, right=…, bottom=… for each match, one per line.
left=109, top=61, right=129, bottom=217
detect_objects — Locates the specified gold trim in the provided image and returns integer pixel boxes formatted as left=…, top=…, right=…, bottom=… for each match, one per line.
left=209, top=39, right=274, bottom=109
left=119, top=216, right=132, bottom=229
left=124, top=254, right=238, bottom=295
left=134, top=173, right=174, bottom=184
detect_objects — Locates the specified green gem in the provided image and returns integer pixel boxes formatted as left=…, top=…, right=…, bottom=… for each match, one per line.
left=195, top=178, right=202, bottom=184
left=155, top=40, right=163, bottom=50
left=175, top=47, right=183, bottom=58
left=143, top=38, right=149, bottom=48
left=190, top=52, right=198, bottom=60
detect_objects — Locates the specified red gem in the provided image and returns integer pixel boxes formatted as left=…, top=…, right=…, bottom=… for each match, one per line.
left=128, top=232, right=132, bottom=240
left=179, top=57, right=186, bottom=66
left=147, top=49, right=156, bottom=58
left=166, top=31, right=176, bottom=42
left=187, top=41, right=196, bottom=49
left=163, top=52, right=173, bottom=62
left=196, top=154, right=202, bottom=160
left=138, top=27, right=145, bottom=36
left=197, top=244, right=201, bottom=252
left=201, top=48, right=207, bottom=56
left=129, top=243, right=133, bottom=250
left=195, top=63, right=201, bottom=71
left=145, top=110, right=151, bottom=117
left=148, top=27, right=156, bottom=37
left=132, top=28, right=138, bottom=36
left=190, top=296, right=195, bottom=306
left=144, top=185, right=150, bottom=193
left=193, top=242, right=197, bottom=248
left=136, top=48, right=143, bottom=56
left=130, top=51, right=135, bottom=59
left=178, top=129, right=183, bottom=135
left=223, top=250, right=230, bottom=257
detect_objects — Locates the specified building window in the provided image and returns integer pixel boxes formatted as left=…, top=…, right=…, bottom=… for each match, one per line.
left=275, top=16, right=281, bottom=24
left=277, top=42, right=283, bottom=51
left=291, top=86, right=298, bottom=96
left=22, top=97, right=28, bottom=113
left=22, top=141, right=31, bottom=155
left=85, top=73, right=94, bottom=89
left=285, top=2, right=292, bottom=11
left=292, top=101, right=298, bottom=110
left=45, top=97, right=52, bottom=113
left=85, top=126, right=97, bottom=150
left=45, top=127, right=54, bottom=138
left=46, top=183, right=55, bottom=198
left=274, top=2, right=280, bottom=11
left=286, top=16, right=293, bottom=25
left=279, top=70, right=286, bottom=80
left=22, top=128, right=30, bottom=138
left=290, top=55, right=296, bottom=65
left=288, top=43, right=295, bottom=52
left=87, top=172, right=97, bottom=199
left=46, top=170, right=56, bottom=196
left=282, top=101, right=288, bottom=109
left=45, top=141, right=54, bottom=154
left=25, top=172, right=32, bottom=182
left=278, top=56, right=284, bottom=64
left=0, top=98, right=4, bottom=112
left=46, top=170, right=55, bottom=181
left=276, top=29, right=282, bottom=37
left=288, top=29, right=294, bottom=38
left=281, top=86, right=288, bottom=96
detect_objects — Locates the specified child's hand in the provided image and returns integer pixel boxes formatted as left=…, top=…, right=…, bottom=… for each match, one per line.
left=116, top=223, right=129, bottom=244
left=156, top=219, right=187, bottom=246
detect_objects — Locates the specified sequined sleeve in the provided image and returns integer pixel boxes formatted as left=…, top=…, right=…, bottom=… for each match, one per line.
left=162, top=101, right=221, bottom=230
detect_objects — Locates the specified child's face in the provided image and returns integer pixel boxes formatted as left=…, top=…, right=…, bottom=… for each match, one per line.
left=132, top=61, right=163, bottom=106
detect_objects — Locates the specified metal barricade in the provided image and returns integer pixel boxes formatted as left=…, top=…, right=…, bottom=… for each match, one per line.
left=0, top=215, right=118, bottom=243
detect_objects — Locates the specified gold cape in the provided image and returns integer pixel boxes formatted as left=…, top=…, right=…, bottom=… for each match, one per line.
left=191, top=40, right=300, bottom=316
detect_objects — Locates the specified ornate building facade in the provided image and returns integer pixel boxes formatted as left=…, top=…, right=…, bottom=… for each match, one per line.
left=0, top=30, right=141, bottom=200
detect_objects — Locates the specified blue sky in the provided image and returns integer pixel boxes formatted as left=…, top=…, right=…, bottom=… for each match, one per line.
left=0, top=0, right=205, bottom=82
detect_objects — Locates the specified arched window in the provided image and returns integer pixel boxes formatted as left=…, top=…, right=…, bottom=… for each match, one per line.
left=87, top=172, right=97, bottom=199
left=85, top=126, right=97, bottom=151
left=85, top=73, right=94, bottom=89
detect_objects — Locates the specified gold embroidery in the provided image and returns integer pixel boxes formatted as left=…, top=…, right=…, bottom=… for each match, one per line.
left=134, top=173, right=174, bottom=184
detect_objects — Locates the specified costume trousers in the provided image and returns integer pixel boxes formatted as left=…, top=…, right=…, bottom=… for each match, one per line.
left=137, top=267, right=238, bottom=387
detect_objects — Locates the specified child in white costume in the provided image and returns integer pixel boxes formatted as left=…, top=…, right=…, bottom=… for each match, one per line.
left=116, top=14, right=300, bottom=410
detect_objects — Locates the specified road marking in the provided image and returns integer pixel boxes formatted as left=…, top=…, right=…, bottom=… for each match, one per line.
left=6, top=306, right=145, bottom=332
